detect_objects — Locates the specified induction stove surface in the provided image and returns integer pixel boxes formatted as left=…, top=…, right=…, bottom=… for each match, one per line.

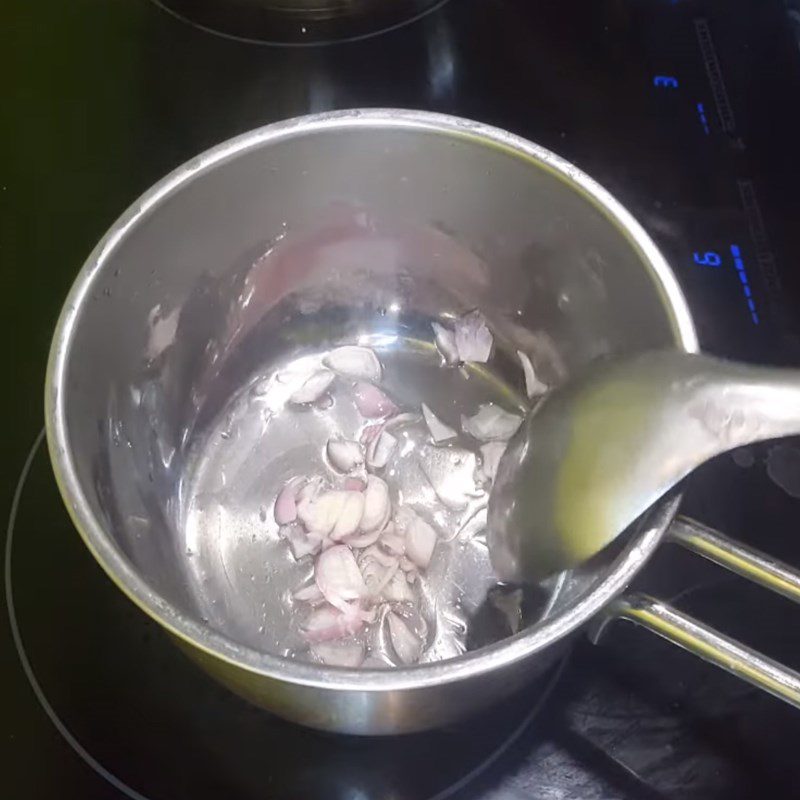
left=4, top=1, right=800, bottom=798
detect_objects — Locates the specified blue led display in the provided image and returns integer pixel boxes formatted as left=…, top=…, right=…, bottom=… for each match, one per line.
left=653, top=75, right=679, bottom=88
left=730, top=244, right=759, bottom=324
left=693, top=251, right=722, bottom=267
left=696, top=102, right=711, bottom=135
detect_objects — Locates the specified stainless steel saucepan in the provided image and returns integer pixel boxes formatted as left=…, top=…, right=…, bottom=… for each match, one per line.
left=46, top=110, right=800, bottom=734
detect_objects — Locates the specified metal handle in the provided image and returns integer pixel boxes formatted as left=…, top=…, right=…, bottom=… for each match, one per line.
left=590, top=516, right=800, bottom=709
left=668, top=516, right=800, bottom=604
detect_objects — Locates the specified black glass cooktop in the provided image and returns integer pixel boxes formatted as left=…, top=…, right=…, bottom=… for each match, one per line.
left=5, top=1, right=800, bottom=798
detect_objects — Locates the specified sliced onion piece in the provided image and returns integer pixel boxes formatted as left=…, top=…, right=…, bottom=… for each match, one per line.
left=454, top=310, right=493, bottom=363
left=387, top=612, right=423, bottom=665
left=383, top=412, right=422, bottom=432
left=360, top=423, right=383, bottom=444
left=431, top=321, right=459, bottom=365
left=359, top=550, right=391, bottom=594
left=293, top=582, right=325, bottom=605
left=421, top=403, right=457, bottom=442
left=297, top=476, right=324, bottom=504
left=367, top=429, right=397, bottom=469
left=281, top=524, right=322, bottom=560
left=353, top=382, right=398, bottom=419
left=461, top=404, right=522, bottom=441
left=518, top=350, right=548, bottom=399
left=315, top=545, right=367, bottom=611
left=302, top=603, right=365, bottom=642
left=476, top=441, right=507, bottom=484
left=400, top=557, right=417, bottom=575
left=297, top=490, right=347, bottom=537
left=382, top=569, right=415, bottom=603
left=326, top=438, right=364, bottom=473
left=343, top=476, right=367, bottom=492
left=361, top=475, right=391, bottom=532
left=330, top=491, right=366, bottom=541
left=359, top=543, right=398, bottom=569
left=323, top=346, right=382, bottom=382
left=310, top=640, right=366, bottom=668
left=403, top=512, right=437, bottom=569
left=380, top=525, right=405, bottom=556
left=289, top=370, right=335, bottom=405
left=273, top=477, right=303, bottom=525
left=490, top=588, right=524, bottom=635
left=343, top=527, right=383, bottom=549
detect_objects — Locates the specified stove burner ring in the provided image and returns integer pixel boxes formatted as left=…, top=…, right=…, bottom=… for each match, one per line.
left=5, top=429, right=566, bottom=800
left=149, top=0, right=451, bottom=46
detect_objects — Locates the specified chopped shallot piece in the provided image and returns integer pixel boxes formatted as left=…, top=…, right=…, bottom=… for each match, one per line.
left=461, top=404, right=522, bottom=441
left=297, top=476, right=323, bottom=504
left=477, top=441, right=507, bottom=484
left=518, top=350, right=548, bottom=399
left=380, top=527, right=405, bottom=556
left=359, top=551, right=389, bottom=593
left=344, top=476, right=367, bottom=492
left=302, top=603, right=366, bottom=642
left=293, top=582, right=325, bottom=605
left=431, top=321, right=459, bottom=365
left=323, top=346, right=382, bottom=382
left=343, top=527, right=383, bottom=549
left=367, top=429, right=397, bottom=469
left=401, top=558, right=417, bottom=577
left=273, top=477, right=303, bottom=525
left=315, top=545, right=367, bottom=611
left=310, top=640, right=366, bottom=668
left=330, top=491, right=366, bottom=541
left=372, top=558, right=401, bottom=597
left=360, top=423, right=382, bottom=444
left=361, top=475, right=391, bottom=532
left=490, top=588, right=524, bottom=635
left=382, top=569, right=415, bottom=603
left=327, top=438, right=364, bottom=473
left=383, top=412, right=421, bottom=432
left=297, top=490, right=347, bottom=537
left=281, top=524, right=322, bottom=560
left=422, top=403, right=457, bottom=442
left=360, top=544, right=398, bottom=569
left=289, top=370, right=335, bottom=405
left=353, top=382, right=398, bottom=418
left=454, top=310, right=493, bottom=363
left=387, top=612, right=422, bottom=665
left=362, top=656, right=391, bottom=669
left=402, top=512, right=437, bottom=569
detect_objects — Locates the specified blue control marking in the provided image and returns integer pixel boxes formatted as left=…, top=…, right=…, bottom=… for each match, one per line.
left=653, top=75, right=679, bottom=88
left=693, top=251, right=722, bottom=267
left=730, top=244, right=759, bottom=324
left=696, top=102, right=711, bottom=134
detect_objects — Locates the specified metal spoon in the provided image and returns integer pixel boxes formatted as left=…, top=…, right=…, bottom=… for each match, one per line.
left=487, top=350, right=800, bottom=583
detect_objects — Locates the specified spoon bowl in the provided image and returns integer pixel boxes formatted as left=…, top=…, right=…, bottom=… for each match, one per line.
left=488, top=350, right=800, bottom=582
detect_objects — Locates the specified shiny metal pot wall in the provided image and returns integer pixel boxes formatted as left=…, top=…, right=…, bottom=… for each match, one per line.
left=48, top=110, right=799, bottom=735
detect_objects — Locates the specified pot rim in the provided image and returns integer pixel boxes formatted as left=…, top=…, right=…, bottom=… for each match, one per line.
left=45, top=109, right=698, bottom=692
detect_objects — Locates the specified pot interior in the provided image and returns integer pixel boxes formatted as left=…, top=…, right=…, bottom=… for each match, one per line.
left=50, top=113, right=693, bottom=668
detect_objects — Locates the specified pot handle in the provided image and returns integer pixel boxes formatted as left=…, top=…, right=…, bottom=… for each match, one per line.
left=588, top=516, right=800, bottom=708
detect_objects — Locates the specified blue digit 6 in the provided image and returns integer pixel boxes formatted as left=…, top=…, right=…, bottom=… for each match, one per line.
left=693, top=251, right=721, bottom=267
